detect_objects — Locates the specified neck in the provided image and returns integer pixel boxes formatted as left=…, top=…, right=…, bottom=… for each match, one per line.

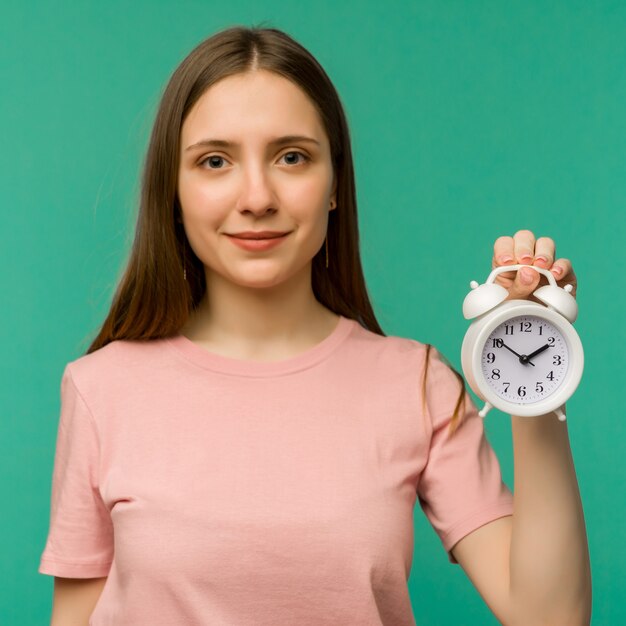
left=180, top=263, right=339, bottom=359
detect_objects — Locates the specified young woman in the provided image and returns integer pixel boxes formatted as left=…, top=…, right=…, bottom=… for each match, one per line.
left=39, top=25, right=591, bottom=626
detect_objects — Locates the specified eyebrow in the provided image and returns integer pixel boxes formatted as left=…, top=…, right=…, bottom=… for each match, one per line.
left=185, top=135, right=321, bottom=152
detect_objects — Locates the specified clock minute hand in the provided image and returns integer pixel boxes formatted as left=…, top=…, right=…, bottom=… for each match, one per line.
left=499, top=340, right=536, bottom=367
left=525, top=343, right=550, bottom=361
left=500, top=341, right=522, bottom=358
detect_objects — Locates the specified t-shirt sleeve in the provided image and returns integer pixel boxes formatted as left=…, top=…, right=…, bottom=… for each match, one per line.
left=416, top=345, right=514, bottom=565
left=38, top=364, right=114, bottom=578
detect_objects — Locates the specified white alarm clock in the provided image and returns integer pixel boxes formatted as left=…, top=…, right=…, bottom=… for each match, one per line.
left=461, top=264, right=583, bottom=422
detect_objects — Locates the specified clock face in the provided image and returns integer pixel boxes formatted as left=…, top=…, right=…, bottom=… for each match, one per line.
left=481, top=314, right=569, bottom=404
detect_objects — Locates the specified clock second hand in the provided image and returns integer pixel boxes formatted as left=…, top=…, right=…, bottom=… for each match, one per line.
left=499, top=340, right=536, bottom=366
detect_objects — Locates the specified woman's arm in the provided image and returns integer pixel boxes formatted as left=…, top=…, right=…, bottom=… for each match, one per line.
left=508, top=411, right=592, bottom=625
left=452, top=411, right=592, bottom=625
left=49, top=576, right=107, bottom=626
left=452, top=231, right=592, bottom=623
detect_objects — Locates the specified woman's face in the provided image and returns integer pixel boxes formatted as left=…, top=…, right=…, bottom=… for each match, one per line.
left=177, top=69, right=337, bottom=290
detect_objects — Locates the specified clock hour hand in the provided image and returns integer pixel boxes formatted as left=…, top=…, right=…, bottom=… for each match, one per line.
left=499, top=340, right=536, bottom=367
left=525, top=343, right=551, bottom=361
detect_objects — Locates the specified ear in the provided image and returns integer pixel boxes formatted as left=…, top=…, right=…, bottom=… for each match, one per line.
left=330, top=174, right=338, bottom=209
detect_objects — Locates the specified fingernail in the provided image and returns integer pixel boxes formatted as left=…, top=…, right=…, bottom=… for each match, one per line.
left=521, top=268, right=535, bottom=284
left=520, top=254, right=533, bottom=264
left=499, top=255, right=514, bottom=263
left=552, top=266, right=563, bottom=276
left=534, top=255, right=549, bottom=265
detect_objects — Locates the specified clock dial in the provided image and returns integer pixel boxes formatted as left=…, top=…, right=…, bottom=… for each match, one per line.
left=481, top=314, right=569, bottom=404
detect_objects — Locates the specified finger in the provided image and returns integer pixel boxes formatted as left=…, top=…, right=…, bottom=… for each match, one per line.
left=513, top=229, right=536, bottom=264
left=492, top=236, right=517, bottom=279
left=509, top=264, right=541, bottom=299
left=491, top=254, right=518, bottom=272
left=532, top=236, right=556, bottom=269
left=550, top=258, right=573, bottom=281
left=493, top=235, right=515, bottom=265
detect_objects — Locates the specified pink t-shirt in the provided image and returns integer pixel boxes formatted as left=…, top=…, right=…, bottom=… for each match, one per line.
left=38, top=314, right=514, bottom=625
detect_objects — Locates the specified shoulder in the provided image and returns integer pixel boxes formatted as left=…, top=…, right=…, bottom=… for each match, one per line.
left=349, top=323, right=466, bottom=423
left=354, top=323, right=463, bottom=399
left=348, top=320, right=452, bottom=375
left=350, top=320, right=420, bottom=352
left=351, top=319, right=452, bottom=363
left=63, top=336, right=170, bottom=398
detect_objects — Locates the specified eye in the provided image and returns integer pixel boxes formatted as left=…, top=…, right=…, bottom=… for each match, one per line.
left=198, top=150, right=311, bottom=170
left=199, top=155, right=228, bottom=169
left=279, top=150, right=311, bottom=166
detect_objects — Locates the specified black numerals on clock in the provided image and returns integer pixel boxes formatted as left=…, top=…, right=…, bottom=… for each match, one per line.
left=485, top=318, right=565, bottom=401
left=502, top=321, right=539, bottom=334
left=491, top=336, right=556, bottom=351
left=498, top=384, right=533, bottom=396
left=496, top=380, right=550, bottom=394
left=496, top=378, right=552, bottom=393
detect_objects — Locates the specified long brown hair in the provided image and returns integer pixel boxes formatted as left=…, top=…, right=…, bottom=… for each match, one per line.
left=83, top=24, right=466, bottom=436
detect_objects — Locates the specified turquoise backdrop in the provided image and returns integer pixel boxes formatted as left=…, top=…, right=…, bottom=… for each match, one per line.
left=3, top=1, right=623, bottom=624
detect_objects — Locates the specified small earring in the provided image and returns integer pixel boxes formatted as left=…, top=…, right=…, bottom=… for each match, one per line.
left=326, top=200, right=335, bottom=270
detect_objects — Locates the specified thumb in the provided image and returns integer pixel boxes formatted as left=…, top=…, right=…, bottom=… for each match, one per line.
left=508, top=265, right=540, bottom=300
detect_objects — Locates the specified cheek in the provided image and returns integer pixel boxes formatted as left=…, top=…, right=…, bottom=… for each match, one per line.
left=178, top=175, right=229, bottom=224
left=297, top=167, right=332, bottom=201
left=283, top=174, right=331, bottom=219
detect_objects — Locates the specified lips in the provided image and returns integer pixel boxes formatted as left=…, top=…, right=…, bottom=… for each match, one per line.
left=228, top=231, right=289, bottom=239
left=226, top=232, right=290, bottom=251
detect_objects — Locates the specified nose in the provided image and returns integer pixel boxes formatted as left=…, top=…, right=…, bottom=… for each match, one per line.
left=237, top=160, right=277, bottom=216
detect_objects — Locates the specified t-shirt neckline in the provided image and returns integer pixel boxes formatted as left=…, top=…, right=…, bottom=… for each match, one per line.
left=165, top=314, right=357, bottom=377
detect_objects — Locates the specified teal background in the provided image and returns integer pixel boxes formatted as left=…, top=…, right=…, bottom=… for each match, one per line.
left=4, top=1, right=623, bottom=624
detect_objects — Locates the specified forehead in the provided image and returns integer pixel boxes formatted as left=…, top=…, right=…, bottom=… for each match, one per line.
left=181, top=70, right=326, bottom=145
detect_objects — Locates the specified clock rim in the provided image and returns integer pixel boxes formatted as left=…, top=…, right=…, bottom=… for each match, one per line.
left=468, top=301, right=584, bottom=417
